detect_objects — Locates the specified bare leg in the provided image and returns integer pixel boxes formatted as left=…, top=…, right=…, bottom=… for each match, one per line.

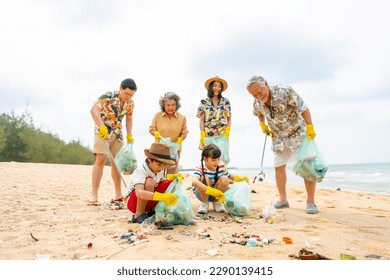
left=275, top=164, right=288, bottom=203
left=135, top=177, right=155, bottom=217
left=110, top=157, right=123, bottom=200
left=304, top=178, right=316, bottom=204
left=197, top=175, right=211, bottom=202
left=91, top=153, right=108, bottom=201
left=214, top=176, right=229, bottom=192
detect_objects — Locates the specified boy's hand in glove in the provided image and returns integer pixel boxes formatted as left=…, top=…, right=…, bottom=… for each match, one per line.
left=152, top=192, right=178, bottom=206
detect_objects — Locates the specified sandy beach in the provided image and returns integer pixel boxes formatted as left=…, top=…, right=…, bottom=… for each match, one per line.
left=0, top=162, right=389, bottom=260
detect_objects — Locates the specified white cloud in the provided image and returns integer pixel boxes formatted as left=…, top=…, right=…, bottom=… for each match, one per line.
left=0, top=0, right=389, bottom=169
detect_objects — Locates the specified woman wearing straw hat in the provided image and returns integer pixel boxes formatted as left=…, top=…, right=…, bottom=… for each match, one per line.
left=197, top=76, right=232, bottom=154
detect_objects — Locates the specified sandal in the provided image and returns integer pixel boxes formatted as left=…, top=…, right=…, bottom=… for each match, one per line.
left=110, top=197, right=124, bottom=203
left=87, top=201, right=100, bottom=206
left=274, top=200, right=289, bottom=209
left=306, top=203, right=318, bottom=214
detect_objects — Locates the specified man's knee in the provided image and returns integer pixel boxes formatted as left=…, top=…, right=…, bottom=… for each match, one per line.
left=95, top=154, right=108, bottom=165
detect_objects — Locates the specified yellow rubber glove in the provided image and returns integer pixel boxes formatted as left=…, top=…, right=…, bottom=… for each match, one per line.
left=200, top=130, right=206, bottom=145
left=126, top=133, right=134, bottom=143
left=233, top=175, right=250, bottom=185
left=224, top=126, right=231, bottom=137
left=259, top=122, right=271, bottom=135
left=306, top=124, right=316, bottom=140
left=152, top=192, right=178, bottom=206
left=166, top=173, right=184, bottom=183
left=98, top=125, right=109, bottom=140
left=176, top=137, right=183, bottom=144
left=153, top=131, right=161, bottom=141
left=205, top=186, right=226, bottom=204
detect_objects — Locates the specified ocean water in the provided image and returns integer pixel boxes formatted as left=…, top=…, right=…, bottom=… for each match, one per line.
left=232, top=162, right=390, bottom=195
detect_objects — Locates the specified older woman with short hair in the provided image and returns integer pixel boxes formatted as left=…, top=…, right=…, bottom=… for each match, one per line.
left=149, top=92, right=189, bottom=174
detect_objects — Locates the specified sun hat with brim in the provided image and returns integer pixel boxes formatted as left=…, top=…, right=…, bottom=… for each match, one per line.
left=144, top=142, right=176, bottom=166
left=204, top=76, right=228, bottom=91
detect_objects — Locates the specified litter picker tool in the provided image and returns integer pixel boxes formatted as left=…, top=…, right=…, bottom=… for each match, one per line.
left=103, top=140, right=128, bottom=190
left=253, top=133, right=268, bottom=183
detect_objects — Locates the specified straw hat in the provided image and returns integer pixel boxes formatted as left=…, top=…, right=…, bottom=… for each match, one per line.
left=204, top=76, right=228, bottom=91
left=144, top=142, right=176, bottom=165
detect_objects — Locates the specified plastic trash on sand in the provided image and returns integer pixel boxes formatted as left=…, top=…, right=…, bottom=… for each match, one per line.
left=34, top=254, right=50, bottom=260
left=262, top=204, right=277, bottom=221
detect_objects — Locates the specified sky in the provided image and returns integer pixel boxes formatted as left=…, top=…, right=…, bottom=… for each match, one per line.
left=1, top=0, right=389, bottom=169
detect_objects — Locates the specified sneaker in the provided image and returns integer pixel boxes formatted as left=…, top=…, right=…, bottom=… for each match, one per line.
left=213, top=202, right=225, bottom=213
left=306, top=203, right=318, bottom=214
left=198, top=202, right=209, bottom=214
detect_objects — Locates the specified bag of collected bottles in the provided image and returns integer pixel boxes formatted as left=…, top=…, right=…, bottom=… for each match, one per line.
left=289, top=139, right=328, bottom=182
left=160, top=136, right=180, bottom=161
left=155, top=178, right=194, bottom=226
left=115, top=143, right=137, bottom=175
left=204, top=135, right=230, bottom=165
left=223, top=181, right=251, bottom=216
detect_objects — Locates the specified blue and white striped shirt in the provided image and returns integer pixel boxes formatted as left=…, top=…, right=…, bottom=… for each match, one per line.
left=194, top=161, right=230, bottom=185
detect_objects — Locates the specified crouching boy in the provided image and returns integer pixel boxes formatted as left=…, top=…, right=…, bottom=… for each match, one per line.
left=125, top=142, right=178, bottom=223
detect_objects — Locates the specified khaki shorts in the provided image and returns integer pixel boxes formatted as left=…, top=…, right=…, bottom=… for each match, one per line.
left=93, top=133, right=124, bottom=157
left=274, top=146, right=293, bottom=167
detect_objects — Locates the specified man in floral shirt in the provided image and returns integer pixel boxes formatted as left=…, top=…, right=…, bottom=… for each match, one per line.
left=89, top=78, right=137, bottom=206
left=246, top=75, right=318, bottom=214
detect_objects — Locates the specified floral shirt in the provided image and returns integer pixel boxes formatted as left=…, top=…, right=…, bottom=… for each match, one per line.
left=197, top=97, right=231, bottom=136
left=253, top=85, right=307, bottom=153
left=94, top=91, right=134, bottom=141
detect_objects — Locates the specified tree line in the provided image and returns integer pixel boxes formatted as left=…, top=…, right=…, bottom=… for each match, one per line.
left=0, top=111, right=95, bottom=165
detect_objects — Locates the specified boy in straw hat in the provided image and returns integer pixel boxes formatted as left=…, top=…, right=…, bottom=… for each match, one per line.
left=197, top=76, right=232, bottom=150
left=124, top=142, right=179, bottom=223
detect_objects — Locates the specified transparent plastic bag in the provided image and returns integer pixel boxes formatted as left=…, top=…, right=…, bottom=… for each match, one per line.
left=160, top=137, right=180, bottom=161
left=289, top=139, right=328, bottom=182
left=140, top=215, right=156, bottom=234
left=223, top=181, right=251, bottom=216
left=115, top=143, right=137, bottom=175
left=155, top=178, right=194, bottom=226
left=204, top=135, right=230, bottom=165
left=262, top=203, right=277, bottom=222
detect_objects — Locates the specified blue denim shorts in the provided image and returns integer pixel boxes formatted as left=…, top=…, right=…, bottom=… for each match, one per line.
left=192, top=187, right=215, bottom=202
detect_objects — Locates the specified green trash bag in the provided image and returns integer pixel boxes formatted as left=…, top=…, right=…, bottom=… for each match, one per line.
left=204, top=135, right=230, bottom=165
left=223, top=181, right=252, bottom=216
left=115, top=143, right=137, bottom=175
left=155, top=178, right=194, bottom=226
left=289, top=139, right=328, bottom=182
left=160, top=137, right=180, bottom=161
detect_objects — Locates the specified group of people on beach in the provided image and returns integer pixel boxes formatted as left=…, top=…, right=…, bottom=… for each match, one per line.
left=88, top=75, right=319, bottom=224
